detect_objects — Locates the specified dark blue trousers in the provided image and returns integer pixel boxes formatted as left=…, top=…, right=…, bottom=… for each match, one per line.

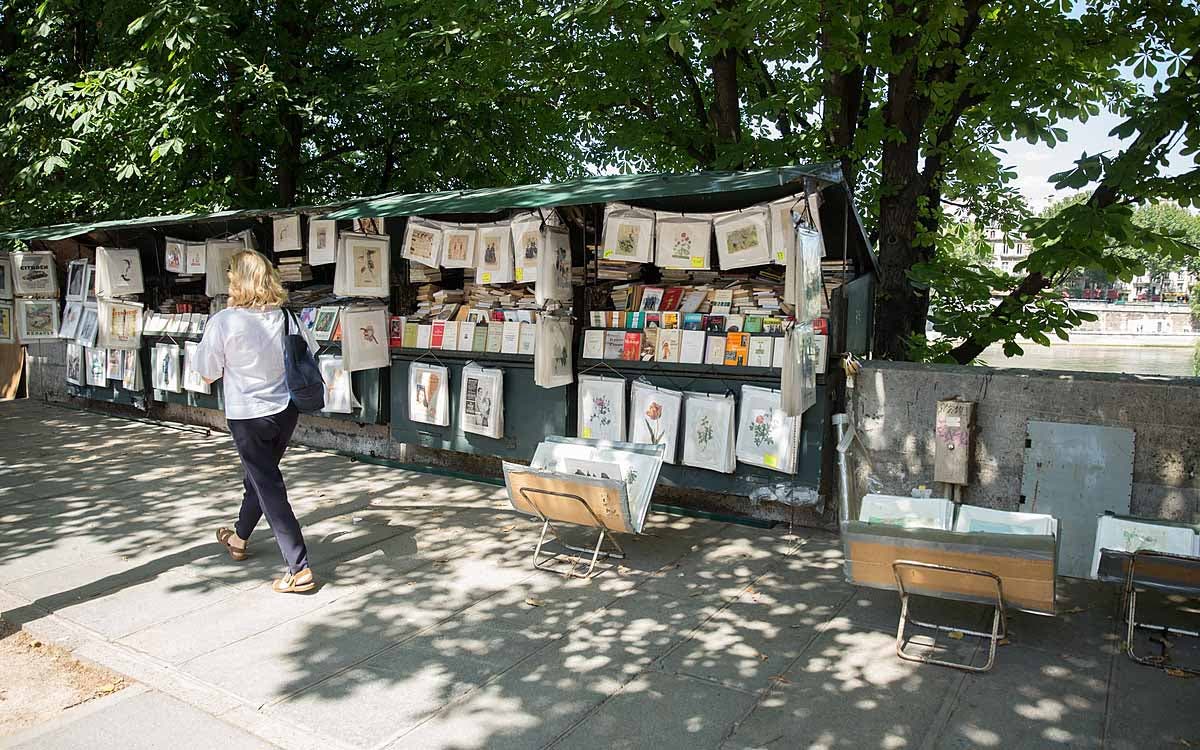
left=229, top=402, right=309, bottom=573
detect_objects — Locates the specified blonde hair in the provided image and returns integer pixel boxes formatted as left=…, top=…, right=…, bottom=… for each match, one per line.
left=227, top=250, right=288, bottom=308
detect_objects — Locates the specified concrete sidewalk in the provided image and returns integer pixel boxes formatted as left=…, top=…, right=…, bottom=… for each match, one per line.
left=1, top=400, right=1197, bottom=750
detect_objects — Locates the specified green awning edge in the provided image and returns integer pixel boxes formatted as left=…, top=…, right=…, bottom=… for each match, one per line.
left=317, top=164, right=845, bottom=220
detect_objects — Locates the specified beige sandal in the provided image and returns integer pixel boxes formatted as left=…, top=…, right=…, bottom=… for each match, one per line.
left=216, top=527, right=248, bottom=561
left=273, top=568, right=316, bottom=594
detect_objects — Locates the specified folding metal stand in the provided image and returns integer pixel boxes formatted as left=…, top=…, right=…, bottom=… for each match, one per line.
left=1121, top=549, right=1200, bottom=675
left=520, top=487, right=626, bottom=578
left=892, top=560, right=1007, bottom=673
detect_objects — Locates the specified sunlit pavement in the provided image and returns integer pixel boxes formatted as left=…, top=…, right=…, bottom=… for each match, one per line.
left=1, top=400, right=1197, bottom=750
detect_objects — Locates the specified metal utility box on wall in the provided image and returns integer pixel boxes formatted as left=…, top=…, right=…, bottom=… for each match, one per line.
left=934, top=398, right=975, bottom=486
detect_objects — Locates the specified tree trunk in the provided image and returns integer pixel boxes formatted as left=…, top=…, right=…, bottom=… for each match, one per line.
left=710, top=47, right=741, bottom=148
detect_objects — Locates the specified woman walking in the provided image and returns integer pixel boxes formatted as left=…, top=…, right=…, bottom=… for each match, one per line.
left=193, top=250, right=318, bottom=593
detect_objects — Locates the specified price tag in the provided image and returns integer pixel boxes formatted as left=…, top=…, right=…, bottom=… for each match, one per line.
left=691, top=256, right=704, bottom=268
left=481, top=272, right=492, bottom=283
left=582, top=427, right=592, bottom=438
left=763, top=454, right=778, bottom=468
left=603, top=249, right=614, bottom=258
left=515, top=268, right=524, bottom=281
left=775, top=251, right=787, bottom=264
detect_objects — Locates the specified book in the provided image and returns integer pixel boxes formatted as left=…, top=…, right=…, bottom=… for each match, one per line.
left=640, top=286, right=665, bottom=311
left=661, top=312, right=680, bottom=329
left=590, top=311, right=606, bottom=327
left=628, top=312, right=643, bottom=329
left=660, top=287, right=683, bottom=311
left=772, top=336, right=785, bottom=368
left=640, top=327, right=658, bottom=361
left=622, top=332, right=642, bottom=361
left=726, top=314, right=745, bottom=332
left=486, top=324, right=504, bottom=353
left=679, top=289, right=708, bottom=313
left=724, top=332, right=749, bottom=366
left=748, top=336, right=774, bottom=367
left=416, top=324, right=432, bottom=349
left=644, top=313, right=661, bottom=329
left=402, top=322, right=418, bottom=348
left=814, top=334, right=828, bottom=373
left=457, top=321, right=476, bottom=351
left=501, top=321, right=521, bottom=354
left=679, top=330, right=706, bottom=363
left=682, top=313, right=704, bottom=330
left=608, top=311, right=622, bottom=328
left=582, top=329, right=604, bottom=358
left=814, top=318, right=828, bottom=335
left=603, top=330, right=626, bottom=359
left=704, top=335, right=726, bottom=365
left=712, top=288, right=733, bottom=314
left=431, top=320, right=447, bottom=349
left=389, top=316, right=405, bottom=347
left=657, top=328, right=681, bottom=362
left=472, top=324, right=487, bottom=352
left=705, top=315, right=726, bottom=333
left=518, top=322, right=536, bottom=355
left=744, top=315, right=764, bottom=334
left=442, top=321, right=459, bottom=351
left=762, top=316, right=785, bottom=333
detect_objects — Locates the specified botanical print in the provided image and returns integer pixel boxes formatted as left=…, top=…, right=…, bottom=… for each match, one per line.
left=629, top=381, right=682, bottom=463
left=0, top=304, right=12, bottom=344
left=642, top=401, right=665, bottom=444
left=590, top=394, right=614, bottom=429
left=749, top=409, right=777, bottom=447
left=714, top=207, right=771, bottom=270
left=577, top=376, right=625, bottom=441
left=18, top=299, right=58, bottom=339
left=728, top=225, right=760, bottom=254
left=106, top=349, right=124, bottom=381
left=615, top=224, right=640, bottom=257
left=695, top=414, right=714, bottom=449
left=670, top=230, right=694, bottom=259
left=735, top=385, right=797, bottom=473
left=65, top=343, right=83, bottom=385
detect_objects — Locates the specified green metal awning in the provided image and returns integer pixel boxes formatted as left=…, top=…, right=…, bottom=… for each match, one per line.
left=319, top=164, right=844, bottom=220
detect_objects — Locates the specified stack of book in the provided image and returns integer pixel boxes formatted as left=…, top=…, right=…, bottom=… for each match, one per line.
left=596, top=258, right=642, bottom=281
left=277, top=256, right=312, bottom=283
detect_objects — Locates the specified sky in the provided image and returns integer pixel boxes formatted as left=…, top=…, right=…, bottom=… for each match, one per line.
left=1001, top=110, right=1126, bottom=211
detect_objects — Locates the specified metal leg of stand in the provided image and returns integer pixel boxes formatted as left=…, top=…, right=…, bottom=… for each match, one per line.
left=893, top=560, right=1006, bottom=673
left=1122, top=551, right=1200, bottom=675
left=522, top=488, right=626, bottom=579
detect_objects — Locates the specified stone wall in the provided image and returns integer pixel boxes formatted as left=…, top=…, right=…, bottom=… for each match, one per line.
left=849, top=361, right=1200, bottom=523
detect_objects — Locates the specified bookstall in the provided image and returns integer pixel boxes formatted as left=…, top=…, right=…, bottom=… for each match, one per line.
left=321, top=164, right=878, bottom=511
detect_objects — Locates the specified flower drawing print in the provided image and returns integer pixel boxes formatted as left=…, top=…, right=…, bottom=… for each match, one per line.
left=750, top=409, right=776, bottom=448
left=590, top=395, right=612, bottom=428
left=671, top=230, right=692, bottom=259
left=617, top=224, right=639, bottom=257
left=644, top=401, right=664, bottom=444
left=695, top=414, right=714, bottom=450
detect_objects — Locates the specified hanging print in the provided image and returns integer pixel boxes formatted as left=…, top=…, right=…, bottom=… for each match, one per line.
left=334, top=235, right=390, bottom=297
left=535, top=225, right=572, bottom=306
left=319, top=355, right=358, bottom=414
left=577, top=375, right=626, bottom=442
left=654, top=213, right=713, bottom=270
left=59, top=301, right=83, bottom=340
left=0, top=256, right=12, bottom=299
left=185, top=242, right=207, bottom=275
left=11, top=252, right=58, bottom=296
left=440, top=225, right=477, bottom=269
left=714, top=206, right=772, bottom=269
left=16, top=299, right=60, bottom=341
left=735, top=385, right=800, bottom=473
left=152, top=343, right=183, bottom=393
left=65, top=259, right=89, bottom=301
left=510, top=212, right=547, bottom=283
left=86, top=347, right=108, bottom=386
left=121, top=349, right=141, bottom=390
left=601, top=203, right=655, bottom=263
left=474, top=223, right=515, bottom=284
left=272, top=215, right=303, bottom=252
left=534, top=315, right=573, bottom=388
left=307, top=219, right=338, bottom=265
left=74, top=304, right=99, bottom=346
left=183, top=341, right=211, bottom=394
left=94, top=247, right=145, bottom=297
left=628, top=381, right=682, bottom=464
left=340, top=307, right=389, bottom=371
left=65, top=343, right=84, bottom=385
left=409, top=363, right=450, bottom=426
left=0, top=304, right=12, bottom=344
left=105, top=348, right=125, bottom=381
left=97, top=299, right=144, bottom=350
left=164, top=238, right=186, bottom=273
left=205, top=240, right=244, bottom=297
left=681, top=392, right=736, bottom=473
left=460, top=365, right=504, bottom=439
left=401, top=218, right=443, bottom=268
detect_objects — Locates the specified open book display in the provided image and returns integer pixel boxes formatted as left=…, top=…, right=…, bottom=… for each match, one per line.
left=503, top=437, right=666, bottom=577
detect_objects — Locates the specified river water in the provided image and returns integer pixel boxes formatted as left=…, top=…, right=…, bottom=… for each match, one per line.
left=978, top=343, right=1197, bottom=377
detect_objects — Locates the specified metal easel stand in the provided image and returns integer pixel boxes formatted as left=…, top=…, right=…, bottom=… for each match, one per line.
left=892, top=560, right=1007, bottom=673
left=1122, top=549, right=1200, bottom=675
left=519, top=487, right=627, bottom=579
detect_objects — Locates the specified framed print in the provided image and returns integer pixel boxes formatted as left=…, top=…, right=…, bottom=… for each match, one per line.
left=319, top=355, right=358, bottom=414
left=401, top=218, right=442, bottom=269
left=313, top=306, right=340, bottom=341
left=535, top=225, right=572, bottom=306
left=96, top=298, right=144, bottom=350
left=791, top=226, right=823, bottom=323
left=409, top=362, right=449, bottom=426
left=121, top=349, right=141, bottom=391
left=439, top=225, right=477, bottom=269
left=0, top=303, right=13, bottom=344
left=185, top=242, right=207, bottom=275
left=681, top=392, right=736, bottom=473
left=334, top=234, right=390, bottom=297
left=601, top=203, right=654, bottom=263
left=459, top=364, right=504, bottom=438
left=307, top=220, right=338, bottom=266
left=340, top=307, right=389, bottom=372
left=205, top=240, right=244, bottom=297
left=273, top=215, right=303, bottom=252
left=510, top=213, right=543, bottom=283
left=354, top=217, right=386, bottom=235
left=86, top=346, right=108, bottom=386
left=59, top=301, right=83, bottom=340
left=16, top=298, right=60, bottom=341
left=655, top=213, right=713, bottom=270
left=75, top=304, right=98, bottom=346
left=534, top=314, right=573, bottom=388
left=11, top=251, right=58, bottom=296
left=577, top=375, right=626, bottom=442
left=768, top=196, right=806, bottom=265
left=714, top=206, right=771, bottom=269
left=164, top=238, right=187, bottom=273
left=474, top=223, right=514, bottom=284
left=65, top=343, right=84, bottom=385
left=94, top=247, right=144, bottom=297
left=152, top=342, right=182, bottom=393
left=0, top=256, right=12, bottom=299
left=105, top=348, right=125, bottom=381
left=183, top=341, right=211, bottom=394
left=65, top=259, right=89, bottom=301
left=735, top=384, right=800, bottom=474
left=629, top=381, right=683, bottom=464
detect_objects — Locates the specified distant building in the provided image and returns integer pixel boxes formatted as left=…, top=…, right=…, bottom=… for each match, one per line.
left=984, top=227, right=1029, bottom=275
